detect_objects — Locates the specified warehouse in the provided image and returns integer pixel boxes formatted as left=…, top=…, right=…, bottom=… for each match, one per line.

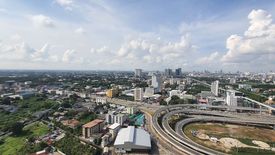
left=114, top=126, right=151, bottom=153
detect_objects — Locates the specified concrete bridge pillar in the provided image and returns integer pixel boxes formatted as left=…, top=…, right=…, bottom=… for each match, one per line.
left=260, top=106, right=262, bottom=115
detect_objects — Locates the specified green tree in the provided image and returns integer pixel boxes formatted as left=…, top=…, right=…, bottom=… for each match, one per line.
left=2, top=97, right=11, bottom=105
left=160, top=99, right=167, bottom=105
left=11, top=122, right=24, bottom=136
left=27, top=135, right=36, bottom=143
left=169, top=95, right=180, bottom=105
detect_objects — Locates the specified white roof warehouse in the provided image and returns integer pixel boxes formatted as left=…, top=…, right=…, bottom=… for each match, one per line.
left=114, top=126, right=151, bottom=153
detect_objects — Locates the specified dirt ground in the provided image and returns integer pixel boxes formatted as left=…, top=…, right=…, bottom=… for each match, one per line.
left=184, top=123, right=275, bottom=153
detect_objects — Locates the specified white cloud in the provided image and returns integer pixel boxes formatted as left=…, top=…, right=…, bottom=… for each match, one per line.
left=196, top=52, right=220, bottom=65
left=62, top=49, right=76, bottom=63
left=55, top=0, right=74, bottom=10
left=91, top=46, right=111, bottom=54
left=74, top=27, right=85, bottom=34
left=31, top=44, right=50, bottom=61
left=222, top=9, right=275, bottom=64
left=9, top=34, right=22, bottom=42
left=113, top=35, right=196, bottom=68
left=0, top=42, right=34, bottom=60
left=245, top=9, right=273, bottom=37
left=0, top=36, right=58, bottom=63
left=30, top=14, right=55, bottom=28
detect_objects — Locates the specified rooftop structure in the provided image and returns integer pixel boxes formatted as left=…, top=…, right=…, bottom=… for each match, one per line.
left=83, top=119, right=104, bottom=128
left=108, top=123, right=121, bottom=130
left=114, top=126, right=151, bottom=153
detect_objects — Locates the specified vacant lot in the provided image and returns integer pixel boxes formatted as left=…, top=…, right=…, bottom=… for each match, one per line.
left=0, top=122, right=49, bottom=155
left=184, top=123, right=275, bottom=154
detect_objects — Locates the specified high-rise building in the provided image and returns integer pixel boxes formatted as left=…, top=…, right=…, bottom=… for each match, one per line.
left=134, top=88, right=143, bottom=101
left=175, top=68, right=182, bottom=77
left=229, top=78, right=236, bottom=84
left=126, top=106, right=137, bottom=114
left=106, top=88, right=118, bottom=98
left=211, top=80, right=219, bottom=96
left=165, top=68, right=173, bottom=77
left=226, top=90, right=237, bottom=106
left=106, top=112, right=127, bottom=125
left=144, top=87, right=155, bottom=97
left=151, top=74, right=161, bottom=93
left=82, top=119, right=105, bottom=138
left=135, top=69, right=142, bottom=77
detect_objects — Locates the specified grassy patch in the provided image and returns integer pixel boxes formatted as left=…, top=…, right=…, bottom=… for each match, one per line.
left=0, top=122, right=49, bottom=155
left=78, top=112, right=97, bottom=124
left=168, top=115, right=188, bottom=130
left=0, top=136, right=26, bottom=155
left=24, top=122, right=49, bottom=136
left=0, top=96, right=58, bottom=131
left=231, top=147, right=275, bottom=155
left=238, top=138, right=258, bottom=147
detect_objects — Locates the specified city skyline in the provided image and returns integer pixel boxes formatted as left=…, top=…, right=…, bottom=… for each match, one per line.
left=1, top=0, right=275, bottom=72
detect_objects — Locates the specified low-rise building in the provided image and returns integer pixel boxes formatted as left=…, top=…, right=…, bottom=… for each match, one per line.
left=238, top=84, right=252, bottom=90
left=101, top=133, right=112, bottom=147
left=82, top=119, right=105, bottom=138
left=61, top=119, right=80, bottom=129
left=108, top=123, right=121, bottom=140
left=114, top=126, right=151, bottom=153
left=96, top=97, right=107, bottom=104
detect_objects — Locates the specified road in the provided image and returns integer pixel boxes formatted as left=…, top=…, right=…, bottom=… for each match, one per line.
left=141, top=107, right=184, bottom=155
left=107, top=98, right=186, bottom=154
left=107, top=98, right=275, bottom=155
left=153, top=104, right=275, bottom=155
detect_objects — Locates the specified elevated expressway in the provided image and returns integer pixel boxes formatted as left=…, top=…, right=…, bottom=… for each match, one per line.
left=152, top=104, right=275, bottom=155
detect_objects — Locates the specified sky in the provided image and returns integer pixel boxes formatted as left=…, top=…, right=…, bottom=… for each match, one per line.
left=1, top=0, right=275, bottom=72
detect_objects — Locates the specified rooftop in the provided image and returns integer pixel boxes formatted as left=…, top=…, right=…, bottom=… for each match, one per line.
left=83, top=119, right=104, bottom=128
left=108, top=123, right=120, bottom=130
left=61, top=119, right=80, bottom=128
left=114, top=126, right=151, bottom=148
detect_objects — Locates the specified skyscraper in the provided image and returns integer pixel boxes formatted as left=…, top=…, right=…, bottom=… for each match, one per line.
left=165, top=68, right=173, bottom=77
left=175, top=68, right=182, bottom=77
left=134, top=88, right=143, bottom=101
left=226, top=90, right=237, bottom=106
left=211, top=80, right=219, bottom=96
left=151, top=74, right=161, bottom=93
left=229, top=78, right=236, bottom=84
left=135, top=69, right=142, bottom=77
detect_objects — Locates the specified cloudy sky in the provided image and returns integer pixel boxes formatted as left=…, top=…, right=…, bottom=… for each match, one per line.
left=1, top=0, right=275, bottom=72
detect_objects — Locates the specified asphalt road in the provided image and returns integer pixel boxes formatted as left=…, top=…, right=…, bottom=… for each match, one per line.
left=153, top=104, right=275, bottom=155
